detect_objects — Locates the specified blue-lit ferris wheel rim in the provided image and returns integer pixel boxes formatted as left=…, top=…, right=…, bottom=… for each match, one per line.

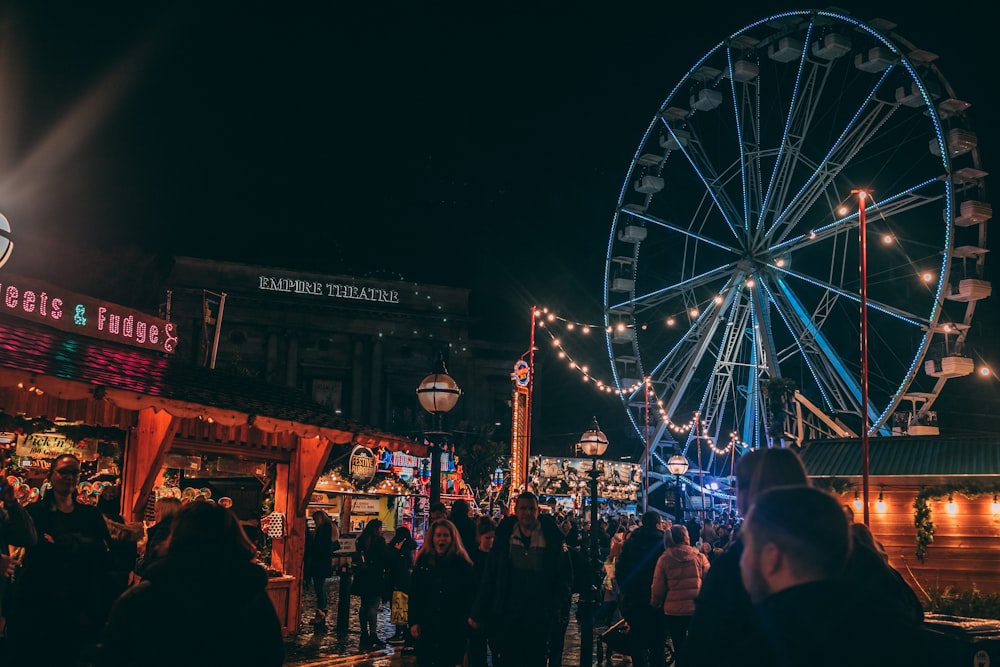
left=603, top=9, right=984, bottom=472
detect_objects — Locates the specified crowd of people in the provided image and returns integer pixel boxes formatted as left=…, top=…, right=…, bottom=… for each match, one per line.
left=0, top=452, right=285, bottom=666
left=310, top=447, right=932, bottom=667
left=1, top=446, right=936, bottom=667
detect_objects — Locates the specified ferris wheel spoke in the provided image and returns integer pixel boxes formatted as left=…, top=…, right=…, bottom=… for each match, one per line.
left=660, top=120, right=744, bottom=240
left=620, top=206, right=740, bottom=254
left=774, top=265, right=928, bottom=326
left=768, top=68, right=900, bottom=244
left=764, top=275, right=887, bottom=430
left=611, top=262, right=738, bottom=314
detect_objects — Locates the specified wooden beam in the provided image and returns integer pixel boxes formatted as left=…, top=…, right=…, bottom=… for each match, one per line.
left=122, top=407, right=178, bottom=522
left=295, top=436, right=335, bottom=516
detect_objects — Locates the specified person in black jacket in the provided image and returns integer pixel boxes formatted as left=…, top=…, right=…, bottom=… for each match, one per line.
left=615, top=510, right=667, bottom=667
left=409, top=519, right=476, bottom=667
left=469, top=492, right=574, bottom=667
left=448, top=499, right=478, bottom=556
left=96, top=500, right=284, bottom=667
left=0, top=453, right=36, bottom=657
left=304, top=509, right=335, bottom=627
left=354, top=518, right=390, bottom=646
left=387, top=526, right=418, bottom=645
left=736, top=486, right=930, bottom=667
left=6, top=454, right=111, bottom=666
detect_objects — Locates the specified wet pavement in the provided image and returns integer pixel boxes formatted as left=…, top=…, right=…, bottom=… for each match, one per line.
left=283, top=575, right=631, bottom=666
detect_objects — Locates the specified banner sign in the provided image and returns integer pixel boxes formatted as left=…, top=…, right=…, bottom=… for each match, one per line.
left=16, top=432, right=99, bottom=461
left=257, top=275, right=399, bottom=304
left=0, top=273, right=178, bottom=354
left=348, top=445, right=377, bottom=484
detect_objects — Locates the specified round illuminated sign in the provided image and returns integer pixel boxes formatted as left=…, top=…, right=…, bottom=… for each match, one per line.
left=511, top=360, right=530, bottom=387
left=348, top=444, right=377, bottom=484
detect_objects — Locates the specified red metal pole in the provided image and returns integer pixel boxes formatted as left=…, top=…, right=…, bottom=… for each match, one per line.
left=644, top=377, right=650, bottom=512
left=856, top=190, right=871, bottom=527
left=526, top=305, right=536, bottom=499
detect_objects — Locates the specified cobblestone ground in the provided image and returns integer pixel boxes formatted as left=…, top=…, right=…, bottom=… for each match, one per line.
left=284, top=575, right=634, bottom=666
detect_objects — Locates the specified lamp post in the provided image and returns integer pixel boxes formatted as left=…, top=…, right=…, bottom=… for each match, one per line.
left=576, top=416, right=608, bottom=667
left=416, top=361, right=461, bottom=511
left=853, top=188, right=872, bottom=527
left=667, top=451, right=689, bottom=522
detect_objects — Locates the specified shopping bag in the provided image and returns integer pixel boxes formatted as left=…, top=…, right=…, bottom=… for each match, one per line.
left=390, top=590, right=409, bottom=625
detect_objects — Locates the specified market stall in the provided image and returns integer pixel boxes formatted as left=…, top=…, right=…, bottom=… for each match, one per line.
left=0, top=279, right=425, bottom=635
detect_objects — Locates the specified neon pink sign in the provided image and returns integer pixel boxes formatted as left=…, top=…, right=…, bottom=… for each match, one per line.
left=0, top=274, right=178, bottom=354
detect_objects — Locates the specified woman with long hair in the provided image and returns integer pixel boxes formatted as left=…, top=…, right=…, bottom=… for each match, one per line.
left=305, top=509, right=335, bottom=627
left=97, top=501, right=284, bottom=666
left=651, top=523, right=711, bottom=662
left=408, top=519, right=476, bottom=667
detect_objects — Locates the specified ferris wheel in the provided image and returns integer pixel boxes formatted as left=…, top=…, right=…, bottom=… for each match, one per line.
left=604, top=10, right=990, bottom=477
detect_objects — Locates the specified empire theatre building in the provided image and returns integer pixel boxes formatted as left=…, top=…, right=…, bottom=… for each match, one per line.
left=163, top=256, right=518, bottom=463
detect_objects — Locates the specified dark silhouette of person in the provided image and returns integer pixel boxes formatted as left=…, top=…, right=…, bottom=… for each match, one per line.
left=409, top=519, right=476, bottom=667
left=737, top=485, right=930, bottom=667
left=96, top=500, right=284, bottom=666
left=6, top=454, right=111, bottom=666
left=469, top=492, right=574, bottom=667
left=615, top=510, right=666, bottom=667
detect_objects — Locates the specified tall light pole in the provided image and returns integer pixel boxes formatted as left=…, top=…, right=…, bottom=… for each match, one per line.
left=416, top=360, right=461, bottom=511
left=853, top=188, right=872, bottom=527
left=667, top=449, right=689, bottom=523
left=577, top=416, right=608, bottom=667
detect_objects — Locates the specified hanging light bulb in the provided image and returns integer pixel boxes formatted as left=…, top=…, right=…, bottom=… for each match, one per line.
left=993, top=495, right=1000, bottom=513
left=853, top=491, right=862, bottom=512
left=876, top=489, right=886, bottom=513
left=946, top=494, right=958, bottom=514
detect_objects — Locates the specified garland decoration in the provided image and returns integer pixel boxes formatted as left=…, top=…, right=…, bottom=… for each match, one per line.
left=912, top=482, right=1000, bottom=563
left=913, top=493, right=934, bottom=563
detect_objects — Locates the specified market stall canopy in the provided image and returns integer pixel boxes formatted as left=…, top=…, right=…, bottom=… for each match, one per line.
left=0, top=314, right=426, bottom=455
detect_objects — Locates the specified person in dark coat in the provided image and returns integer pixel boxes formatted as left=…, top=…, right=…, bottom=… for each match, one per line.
left=448, top=499, right=478, bottom=556
left=470, top=492, right=574, bottom=667
left=408, top=519, right=476, bottom=667
left=736, top=486, right=930, bottom=667
left=387, top=525, right=419, bottom=645
left=0, top=454, right=37, bottom=653
left=615, top=510, right=666, bottom=667
left=97, top=484, right=142, bottom=618
left=681, top=448, right=809, bottom=667
left=6, top=454, right=111, bottom=666
left=96, top=500, right=284, bottom=667
left=304, top=509, right=335, bottom=627
left=354, top=518, right=390, bottom=646
left=467, top=516, right=496, bottom=667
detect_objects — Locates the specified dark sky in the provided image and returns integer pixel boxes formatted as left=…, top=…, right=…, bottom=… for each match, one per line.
left=0, top=1, right=996, bottom=456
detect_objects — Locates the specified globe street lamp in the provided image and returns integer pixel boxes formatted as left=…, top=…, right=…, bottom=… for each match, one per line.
left=576, top=416, right=608, bottom=667
left=416, top=362, right=461, bottom=510
left=667, top=451, right=689, bottom=522
left=0, top=213, right=13, bottom=269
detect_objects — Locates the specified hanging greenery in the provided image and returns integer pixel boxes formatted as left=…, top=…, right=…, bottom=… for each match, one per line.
left=912, top=482, right=1000, bottom=563
left=913, top=493, right=934, bottom=563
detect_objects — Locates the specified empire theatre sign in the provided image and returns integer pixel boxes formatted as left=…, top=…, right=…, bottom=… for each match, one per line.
left=257, top=275, right=400, bottom=304
left=0, top=274, right=178, bottom=354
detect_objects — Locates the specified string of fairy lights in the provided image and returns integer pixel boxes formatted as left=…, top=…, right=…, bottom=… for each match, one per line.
left=533, top=306, right=747, bottom=456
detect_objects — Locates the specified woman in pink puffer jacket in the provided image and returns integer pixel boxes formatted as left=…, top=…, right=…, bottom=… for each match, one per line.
left=651, top=523, right=711, bottom=660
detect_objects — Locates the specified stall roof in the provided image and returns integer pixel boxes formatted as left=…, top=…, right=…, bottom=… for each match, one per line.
left=0, top=314, right=425, bottom=454
left=800, top=436, right=1000, bottom=478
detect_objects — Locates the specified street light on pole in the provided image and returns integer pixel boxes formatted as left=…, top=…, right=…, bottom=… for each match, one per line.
left=667, top=450, right=689, bottom=522
left=416, top=360, right=461, bottom=511
left=576, top=416, right=608, bottom=667
left=851, top=189, right=872, bottom=527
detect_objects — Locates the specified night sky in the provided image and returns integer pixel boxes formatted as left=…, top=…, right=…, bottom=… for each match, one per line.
left=0, top=1, right=996, bottom=456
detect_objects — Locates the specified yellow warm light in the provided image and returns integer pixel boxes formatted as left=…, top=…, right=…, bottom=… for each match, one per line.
left=876, top=494, right=886, bottom=513
left=837, top=205, right=850, bottom=216
left=746, top=278, right=755, bottom=288
left=980, top=366, right=991, bottom=377
left=616, top=322, right=626, bottom=332
left=882, top=234, right=894, bottom=245
left=666, top=317, right=676, bottom=326
left=946, top=495, right=957, bottom=514
left=775, top=258, right=785, bottom=267
left=922, top=272, right=934, bottom=282
left=582, top=326, right=591, bottom=334
left=853, top=492, right=862, bottom=512
left=689, top=308, right=700, bottom=318
left=993, top=496, right=1000, bottom=513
